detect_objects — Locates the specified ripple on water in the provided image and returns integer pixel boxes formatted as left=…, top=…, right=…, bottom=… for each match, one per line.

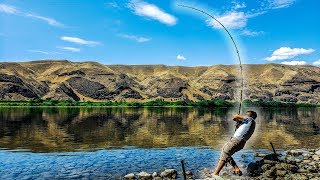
left=0, top=147, right=268, bottom=179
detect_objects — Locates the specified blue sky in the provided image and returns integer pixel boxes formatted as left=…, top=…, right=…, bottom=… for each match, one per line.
left=0, top=0, right=320, bottom=66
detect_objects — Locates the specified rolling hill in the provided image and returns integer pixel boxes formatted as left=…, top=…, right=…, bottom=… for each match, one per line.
left=0, top=60, right=319, bottom=104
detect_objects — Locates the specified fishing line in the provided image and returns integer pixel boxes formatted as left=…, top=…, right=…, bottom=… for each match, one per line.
left=178, top=4, right=244, bottom=115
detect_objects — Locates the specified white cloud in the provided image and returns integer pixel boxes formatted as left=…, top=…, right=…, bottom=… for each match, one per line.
left=241, top=29, right=264, bottom=36
left=233, top=2, right=246, bottom=9
left=0, top=4, right=19, bottom=14
left=26, top=13, right=63, bottom=27
left=313, top=60, right=320, bottom=66
left=176, top=55, right=186, bottom=60
left=268, top=0, right=295, bottom=9
left=27, top=50, right=61, bottom=55
left=206, top=11, right=264, bottom=30
left=61, top=36, right=100, bottom=46
left=117, top=33, right=151, bottom=43
left=207, top=11, right=247, bottom=29
left=128, top=0, right=177, bottom=26
left=0, top=4, right=63, bottom=27
left=281, top=61, right=307, bottom=65
left=106, top=2, right=120, bottom=9
left=58, top=47, right=80, bottom=52
left=265, top=47, right=315, bottom=61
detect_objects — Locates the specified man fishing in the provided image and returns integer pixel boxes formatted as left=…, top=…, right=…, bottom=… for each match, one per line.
left=213, top=111, right=257, bottom=176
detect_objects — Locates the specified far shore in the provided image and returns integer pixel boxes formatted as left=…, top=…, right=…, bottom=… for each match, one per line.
left=0, top=99, right=318, bottom=107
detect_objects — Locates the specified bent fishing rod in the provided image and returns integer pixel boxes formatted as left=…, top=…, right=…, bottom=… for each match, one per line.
left=178, top=5, right=244, bottom=119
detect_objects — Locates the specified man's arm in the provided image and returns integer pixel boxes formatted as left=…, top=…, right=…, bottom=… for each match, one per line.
left=233, top=114, right=244, bottom=121
left=233, top=114, right=244, bottom=128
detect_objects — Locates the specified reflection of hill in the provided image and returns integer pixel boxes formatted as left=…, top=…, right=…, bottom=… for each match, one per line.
left=0, top=107, right=319, bottom=152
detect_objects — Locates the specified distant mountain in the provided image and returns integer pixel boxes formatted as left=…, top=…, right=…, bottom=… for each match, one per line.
left=0, top=60, right=319, bottom=104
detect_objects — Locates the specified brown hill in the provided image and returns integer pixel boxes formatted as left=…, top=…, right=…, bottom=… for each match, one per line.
left=0, top=60, right=319, bottom=104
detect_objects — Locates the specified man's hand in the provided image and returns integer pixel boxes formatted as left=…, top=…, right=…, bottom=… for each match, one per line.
left=233, top=114, right=244, bottom=121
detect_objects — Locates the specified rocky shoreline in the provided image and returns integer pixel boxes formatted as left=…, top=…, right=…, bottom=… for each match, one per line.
left=122, top=148, right=320, bottom=180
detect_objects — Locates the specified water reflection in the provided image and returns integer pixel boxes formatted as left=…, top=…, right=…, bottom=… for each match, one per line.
left=0, top=107, right=319, bottom=152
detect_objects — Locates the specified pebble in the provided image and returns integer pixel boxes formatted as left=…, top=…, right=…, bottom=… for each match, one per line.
left=152, top=172, right=159, bottom=178
left=124, top=173, right=135, bottom=180
left=312, top=155, right=319, bottom=161
left=137, top=171, right=151, bottom=179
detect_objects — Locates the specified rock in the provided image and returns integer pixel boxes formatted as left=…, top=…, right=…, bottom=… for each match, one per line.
left=67, top=77, right=115, bottom=100
left=262, top=167, right=276, bottom=178
left=124, top=173, right=135, bottom=180
left=312, top=155, right=319, bottom=161
left=306, top=165, right=318, bottom=173
left=263, top=154, right=279, bottom=161
left=160, top=169, right=177, bottom=179
left=315, top=150, right=320, bottom=156
left=288, top=150, right=302, bottom=156
left=220, top=170, right=228, bottom=176
left=275, top=163, right=298, bottom=173
left=303, top=159, right=311, bottom=164
left=263, top=159, right=278, bottom=165
left=253, top=152, right=259, bottom=157
left=247, top=162, right=259, bottom=175
left=152, top=172, right=159, bottom=178
left=261, top=164, right=272, bottom=172
left=297, top=168, right=308, bottom=173
left=276, top=170, right=287, bottom=177
left=284, top=173, right=309, bottom=180
left=186, top=171, right=193, bottom=179
left=137, top=172, right=152, bottom=180
left=295, top=159, right=302, bottom=163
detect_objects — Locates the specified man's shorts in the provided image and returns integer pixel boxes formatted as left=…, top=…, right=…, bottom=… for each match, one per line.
left=220, top=137, right=246, bottom=162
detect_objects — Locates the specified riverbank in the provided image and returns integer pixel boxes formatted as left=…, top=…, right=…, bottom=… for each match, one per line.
left=121, top=148, right=320, bottom=179
left=0, top=100, right=318, bottom=107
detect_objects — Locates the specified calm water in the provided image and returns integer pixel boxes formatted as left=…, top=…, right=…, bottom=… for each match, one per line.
left=0, top=107, right=319, bottom=179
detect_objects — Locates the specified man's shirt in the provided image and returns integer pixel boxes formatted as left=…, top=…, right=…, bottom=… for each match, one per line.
left=233, top=116, right=256, bottom=141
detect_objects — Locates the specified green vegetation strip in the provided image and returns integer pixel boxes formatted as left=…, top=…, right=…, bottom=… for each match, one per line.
left=0, top=99, right=318, bottom=107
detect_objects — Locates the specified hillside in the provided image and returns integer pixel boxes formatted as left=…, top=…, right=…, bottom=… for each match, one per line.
left=0, top=60, right=319, bottom=104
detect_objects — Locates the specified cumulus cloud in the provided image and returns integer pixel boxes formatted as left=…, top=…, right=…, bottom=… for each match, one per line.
left=61, top=36, right=100, bottom=46
left=176, top=55, right=186, bottom=60
left=265, top=47, right=315, bottom=61
left=117, top=33, right=151, bottom=43
left=58, top=46, right=80, bottom=52
left=128, top=0, right=177, bottom=26
left=207, top=11, right=247, bottom=29
left=313, top=60, right=320, bottom=66
left=268, top=0, right=296, bottom=9
left=281, top=60, right=307, bottom=65
left=241, top=29, right=265, bottom=37
left=206, top=11, right=264, bottom=30
left=0, top=4, right=63, bottom=27
left=206, top=0, right=295, bottom=32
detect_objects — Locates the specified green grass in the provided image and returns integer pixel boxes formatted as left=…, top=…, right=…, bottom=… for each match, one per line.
left=0, top=99, right=318, bottom=107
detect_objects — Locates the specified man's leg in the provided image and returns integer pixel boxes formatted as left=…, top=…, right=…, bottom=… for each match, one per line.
left=213, top=160, right=226, bottom=175
left=228, top=158, right=242, bottom=175
left=213, top=138, right=244, bottom=176
left=228, top=140, right=246, bottom=175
